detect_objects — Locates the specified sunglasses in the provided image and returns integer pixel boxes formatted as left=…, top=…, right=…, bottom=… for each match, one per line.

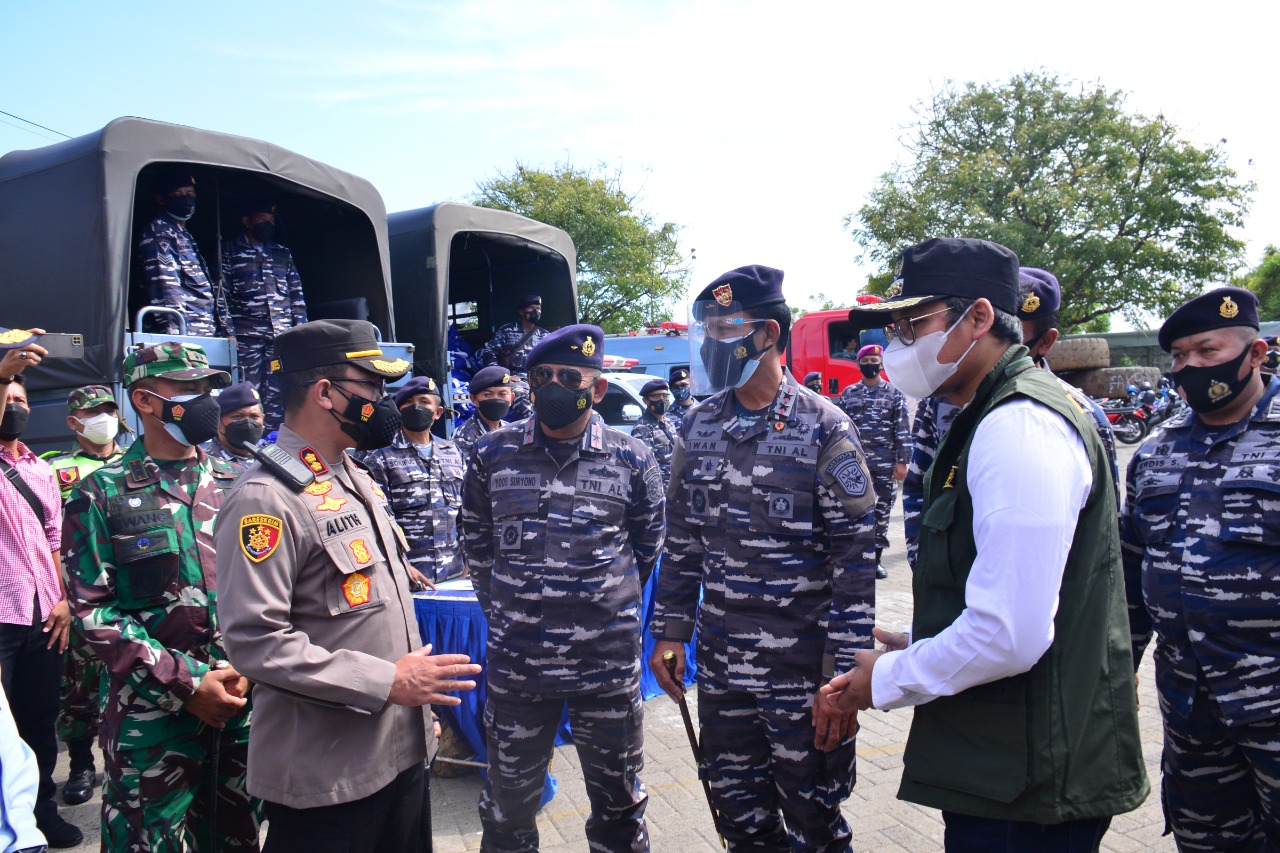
left=528, top=366, right=599, bottom=391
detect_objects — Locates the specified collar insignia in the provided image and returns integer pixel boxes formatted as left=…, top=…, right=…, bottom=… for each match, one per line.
left=299, top=447, right=329, bottom=475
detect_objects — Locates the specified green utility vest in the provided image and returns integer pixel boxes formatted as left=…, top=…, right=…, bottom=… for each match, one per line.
left=41, top=445, right=123, bottom=502
left=901, top=347, right=1148, bottom=822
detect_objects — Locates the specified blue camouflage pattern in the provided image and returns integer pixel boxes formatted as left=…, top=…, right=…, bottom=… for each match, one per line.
left=201, top=439, right=256, bottom=478
left=137, top=213, right=227, bottom=337
left=1120, top=377, right=1280, bottom=850
left=629, top=410, right=679, bottom=490
left=359, top=431, right=466, bottom=583
left=453, top=412, right=501, bottom=460
left=478, top=321, right=549, bottom=373
left=837, top=380, right=910, bottom=551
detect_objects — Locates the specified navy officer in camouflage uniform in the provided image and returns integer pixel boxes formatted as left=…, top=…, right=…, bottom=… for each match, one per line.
left=202, top=380, right=265, bottom=477
left=479, top=295, right=547, bottom=424
left=137, top=170, right=229, bottom=338
left=651, top=265, right=877, bottom=852
left=667, top=367, right=695, bottom=430
left=221, top=199, right=308, bottom=430
left=1122, top=286, right=1280, bottom=851
left=836, top=344, right=909, bottom=579
left=803, top=370, right=823, bottom=393
left=359, top=375, right=467, bottom=585
left=461, top=324, right=665, bottom=853
left=453, top=365, right=515, bottom=460
left=629, top=378, right=679, bottom=490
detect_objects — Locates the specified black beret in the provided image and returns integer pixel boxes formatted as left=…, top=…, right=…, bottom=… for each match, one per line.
left=848, top=238, right=1020, bottom=327
left=154, top=168, right=196, bottom=195
left=803, top=371, right=822, bottom=385
left=527, top=324, right=604, bottom=370
left=271, top=319, right=411, bottom=379
left=469, top=365, right=513, bottom=395
left=217, top=381, right=260, bottom=415
left=394, top=375, right=442, bottom=407
left=518, top=294, right=543, bottom=309
left=693, top=265, right=786, bottom=320
left=1017, top=268, right=1060, bottom=320
left=669, top=367, right=690, bottom=383
left=640, top=379, right=669, bottom=397
left=1158, top=287, right=1260, bottom=352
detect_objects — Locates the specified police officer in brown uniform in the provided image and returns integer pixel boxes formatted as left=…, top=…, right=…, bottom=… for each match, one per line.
left=216, top=320, right=481, bottom=852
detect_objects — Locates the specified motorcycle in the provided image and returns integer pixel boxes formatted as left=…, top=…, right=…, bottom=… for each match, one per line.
left=1098, top=400, right=1149, bottom=445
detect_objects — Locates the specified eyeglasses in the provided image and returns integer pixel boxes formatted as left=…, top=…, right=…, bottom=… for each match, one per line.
left=703, top=318, right=766, bottom=341
left=884, top=307, right=952, bottom=346
left=528, top=366, right=599, bottom=391
left=310, top=376, right=387, bottom=398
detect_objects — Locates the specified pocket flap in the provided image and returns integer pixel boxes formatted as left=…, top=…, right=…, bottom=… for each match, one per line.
left=113, top=527, right=178, bottom=563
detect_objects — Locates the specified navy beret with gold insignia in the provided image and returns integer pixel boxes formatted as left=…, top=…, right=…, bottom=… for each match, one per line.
left=640, top=379, right=669, bottom=397
left=693, top=265, right=786, bottom=320
left=1017, top=268, right=1061, bottom=320
left=527, top=324, right=604, bottom=370
left=669, top=367, right=690, bottom=383
left=394, top=375, right=442, bottom=407
left=1158, top=286, right=1260, bottom=353
left=217, top=381, right=260, bottom=414
left=469, top=365, right=512, bottom=395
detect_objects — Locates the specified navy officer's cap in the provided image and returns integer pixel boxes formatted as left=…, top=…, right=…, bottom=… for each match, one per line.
left=527, top=323, right=605, bottom=370
left=394, top=375, right=442, bottom=407
left=640, top=379, right=669, bottom=397
left=1158, top=286, right=1260, bottom=353
left=217, top=381, right=260, bottom=415
left=693, top=265, right=786, bottom=320
left=1017, top=268, right=1061, bottom=321
left=469, top=366, right=512, bottom=395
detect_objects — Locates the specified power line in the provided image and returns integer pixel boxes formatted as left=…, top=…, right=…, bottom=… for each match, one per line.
left=0, top=115, right=61, bottom=142
left=0, top=109, right=70, bottom=139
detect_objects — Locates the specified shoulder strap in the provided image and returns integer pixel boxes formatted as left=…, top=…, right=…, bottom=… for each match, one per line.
left=0, top=456, right=47, bottom=526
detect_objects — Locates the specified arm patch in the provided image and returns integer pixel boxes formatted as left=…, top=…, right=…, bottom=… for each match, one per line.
left=819, top=437, right=876, bottom=519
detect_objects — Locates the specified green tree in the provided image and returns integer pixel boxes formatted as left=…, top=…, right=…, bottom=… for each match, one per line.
left=847, top=72, right=1254, bottom=331
left=472, top=162, right=690, bottom=333
left=1236, top=245, right=1280, bottom=320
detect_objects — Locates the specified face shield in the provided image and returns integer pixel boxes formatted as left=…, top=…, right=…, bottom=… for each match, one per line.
left=689, top=298, right=769, bottom=395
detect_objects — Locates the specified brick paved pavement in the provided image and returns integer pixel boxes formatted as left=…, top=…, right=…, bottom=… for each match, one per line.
left=54, top=443, right=1172, bottom=851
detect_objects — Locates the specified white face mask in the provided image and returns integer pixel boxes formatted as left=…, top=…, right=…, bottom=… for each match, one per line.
left=881, top=305, right=977, bottom=400
left=76, top=412, right=120, bottom=446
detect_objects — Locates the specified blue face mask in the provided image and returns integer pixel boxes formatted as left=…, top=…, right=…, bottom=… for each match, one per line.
left=672, top=385, right=692, bottom=403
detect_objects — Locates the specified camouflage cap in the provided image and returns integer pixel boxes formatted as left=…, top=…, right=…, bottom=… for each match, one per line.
left=123, top=342, right=232, bottom=388
left=67, top=385, right=116, bottom=411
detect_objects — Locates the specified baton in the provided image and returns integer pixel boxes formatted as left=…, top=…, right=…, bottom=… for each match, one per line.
left=662, top=651, right=726, bottom=848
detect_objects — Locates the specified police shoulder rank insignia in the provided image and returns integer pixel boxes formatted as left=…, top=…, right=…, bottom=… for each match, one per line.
left=240, top=514, right=283, bottom=563
left=58, top=467, right=80, bottom=487
left=713, top=284, right=733, bottom=306
left=1220, top=296, right=1239, bottom=319
left=342, top=571, right=371, bottom=606
left=581, top=337, right=596, bottom=357
left=300, top=447, right=329, bottom=475
left=304, top=480, right=347, bottom=512
left=1021, top=294, right=1040, bottom=314
left=825, top=450, right=867, bottom=497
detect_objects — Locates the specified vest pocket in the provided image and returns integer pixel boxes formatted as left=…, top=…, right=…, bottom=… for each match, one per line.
left=918, top=491, right=964, bottom=589
left=904, top=683, right=1029, bottom=803
left=112, top=527, right=180, bottom=608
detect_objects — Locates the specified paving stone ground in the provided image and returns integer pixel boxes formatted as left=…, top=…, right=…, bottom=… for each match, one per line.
left=54, top=442, right=1172, bottom=851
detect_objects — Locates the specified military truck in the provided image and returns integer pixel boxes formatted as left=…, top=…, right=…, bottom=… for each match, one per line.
left=0, top=117, right=411, bottom=454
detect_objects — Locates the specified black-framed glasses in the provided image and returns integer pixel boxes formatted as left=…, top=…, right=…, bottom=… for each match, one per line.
left=884, top=306, right=951, bottom=346
left=309, top=376, right=387, bottom=398
left=528, top=366, right=598, bottom=391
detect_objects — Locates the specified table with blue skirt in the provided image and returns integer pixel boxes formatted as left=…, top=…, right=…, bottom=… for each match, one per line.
left=413, top=558, right=697, bottom=807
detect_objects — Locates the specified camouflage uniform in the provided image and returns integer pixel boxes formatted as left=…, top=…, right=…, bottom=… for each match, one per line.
left=667, top=400, right=696, bottom=432
left=201, top=439, right=256, bottom=478
left=63, top=441, right=261, bottom=851
left=358, top=430, right=467, bottom=583
left=478, top=321, right=548, bottom=374
left=453, top=413, right=499, bottom=461
left=1120, top=377, right=1280, bottom=851
left=629, top=410, right=679, bottom=490
left=836, top=380, right=910, bottom=553
left=651, top=373, right=877, bottom=851
left=460, top=412, right=665, bottom=853
left=221, top=233, right=307, bottom=429
left=137, top=212, right=228, bottom=337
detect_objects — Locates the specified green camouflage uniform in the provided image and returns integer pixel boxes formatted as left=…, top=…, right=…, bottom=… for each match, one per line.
left=62, top=344, right=261, bottom=851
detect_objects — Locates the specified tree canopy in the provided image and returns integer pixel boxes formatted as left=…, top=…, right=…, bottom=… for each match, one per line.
left=847, top=72, right=1254, bottom=331
left=1236, top=245, right=1280, bottom=320
left=471, top=162, right=690, bottom=333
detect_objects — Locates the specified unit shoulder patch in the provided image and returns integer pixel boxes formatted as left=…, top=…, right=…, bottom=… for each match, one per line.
left=240, top=514, right=283, bottom=563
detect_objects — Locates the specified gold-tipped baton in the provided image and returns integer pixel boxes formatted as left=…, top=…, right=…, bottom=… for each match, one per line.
left=662, top=650, right=727, bottom=848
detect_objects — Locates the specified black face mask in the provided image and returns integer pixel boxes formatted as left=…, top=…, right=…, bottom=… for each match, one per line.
left=532, top=382, right=592, bottom=431
left=859, top=362, right=882, bottom=379
left=146, top=391, right=220, bottom=446
left=648, top=399, right=669, bottom=416
left=330, top=385, right=402, bottom=451
left=477, top=398, right=511, bottom=423
left=805, top=383, right=822, bottom=393
left=700, top=330, right=766, bottom=390
left=525, top=309, right=542, bottom=325
left=223, top=419, right=264, bottom=451
left=0, top=404, right=29, bottom=441
left=399, top=404, right=435, bottom=433
left=672, top=385, right=692, bottom=403
left=1173, top=344, right=1256, bottom=413
left=164, top=194, right=196, bottom=220
left=250, top=220, right=275, bottom=243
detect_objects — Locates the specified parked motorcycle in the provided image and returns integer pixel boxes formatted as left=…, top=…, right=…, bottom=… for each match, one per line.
left=1096, top=398, right=1149, bottom=445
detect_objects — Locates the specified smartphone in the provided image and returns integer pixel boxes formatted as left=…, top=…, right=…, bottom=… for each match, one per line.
left=39, top=333, right=85, bottom=359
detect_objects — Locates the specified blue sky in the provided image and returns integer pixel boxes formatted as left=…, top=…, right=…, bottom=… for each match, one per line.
left=3, top=1, right=1276, bottom=328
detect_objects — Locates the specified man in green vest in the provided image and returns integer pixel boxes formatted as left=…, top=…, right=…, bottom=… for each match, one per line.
left=825, top=237, right=1147, bottom=850
left=40, top=384, right=126, bottom=807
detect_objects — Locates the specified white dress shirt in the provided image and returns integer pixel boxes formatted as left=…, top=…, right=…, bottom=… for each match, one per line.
left=872, top=399, right=1091, bottom=710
